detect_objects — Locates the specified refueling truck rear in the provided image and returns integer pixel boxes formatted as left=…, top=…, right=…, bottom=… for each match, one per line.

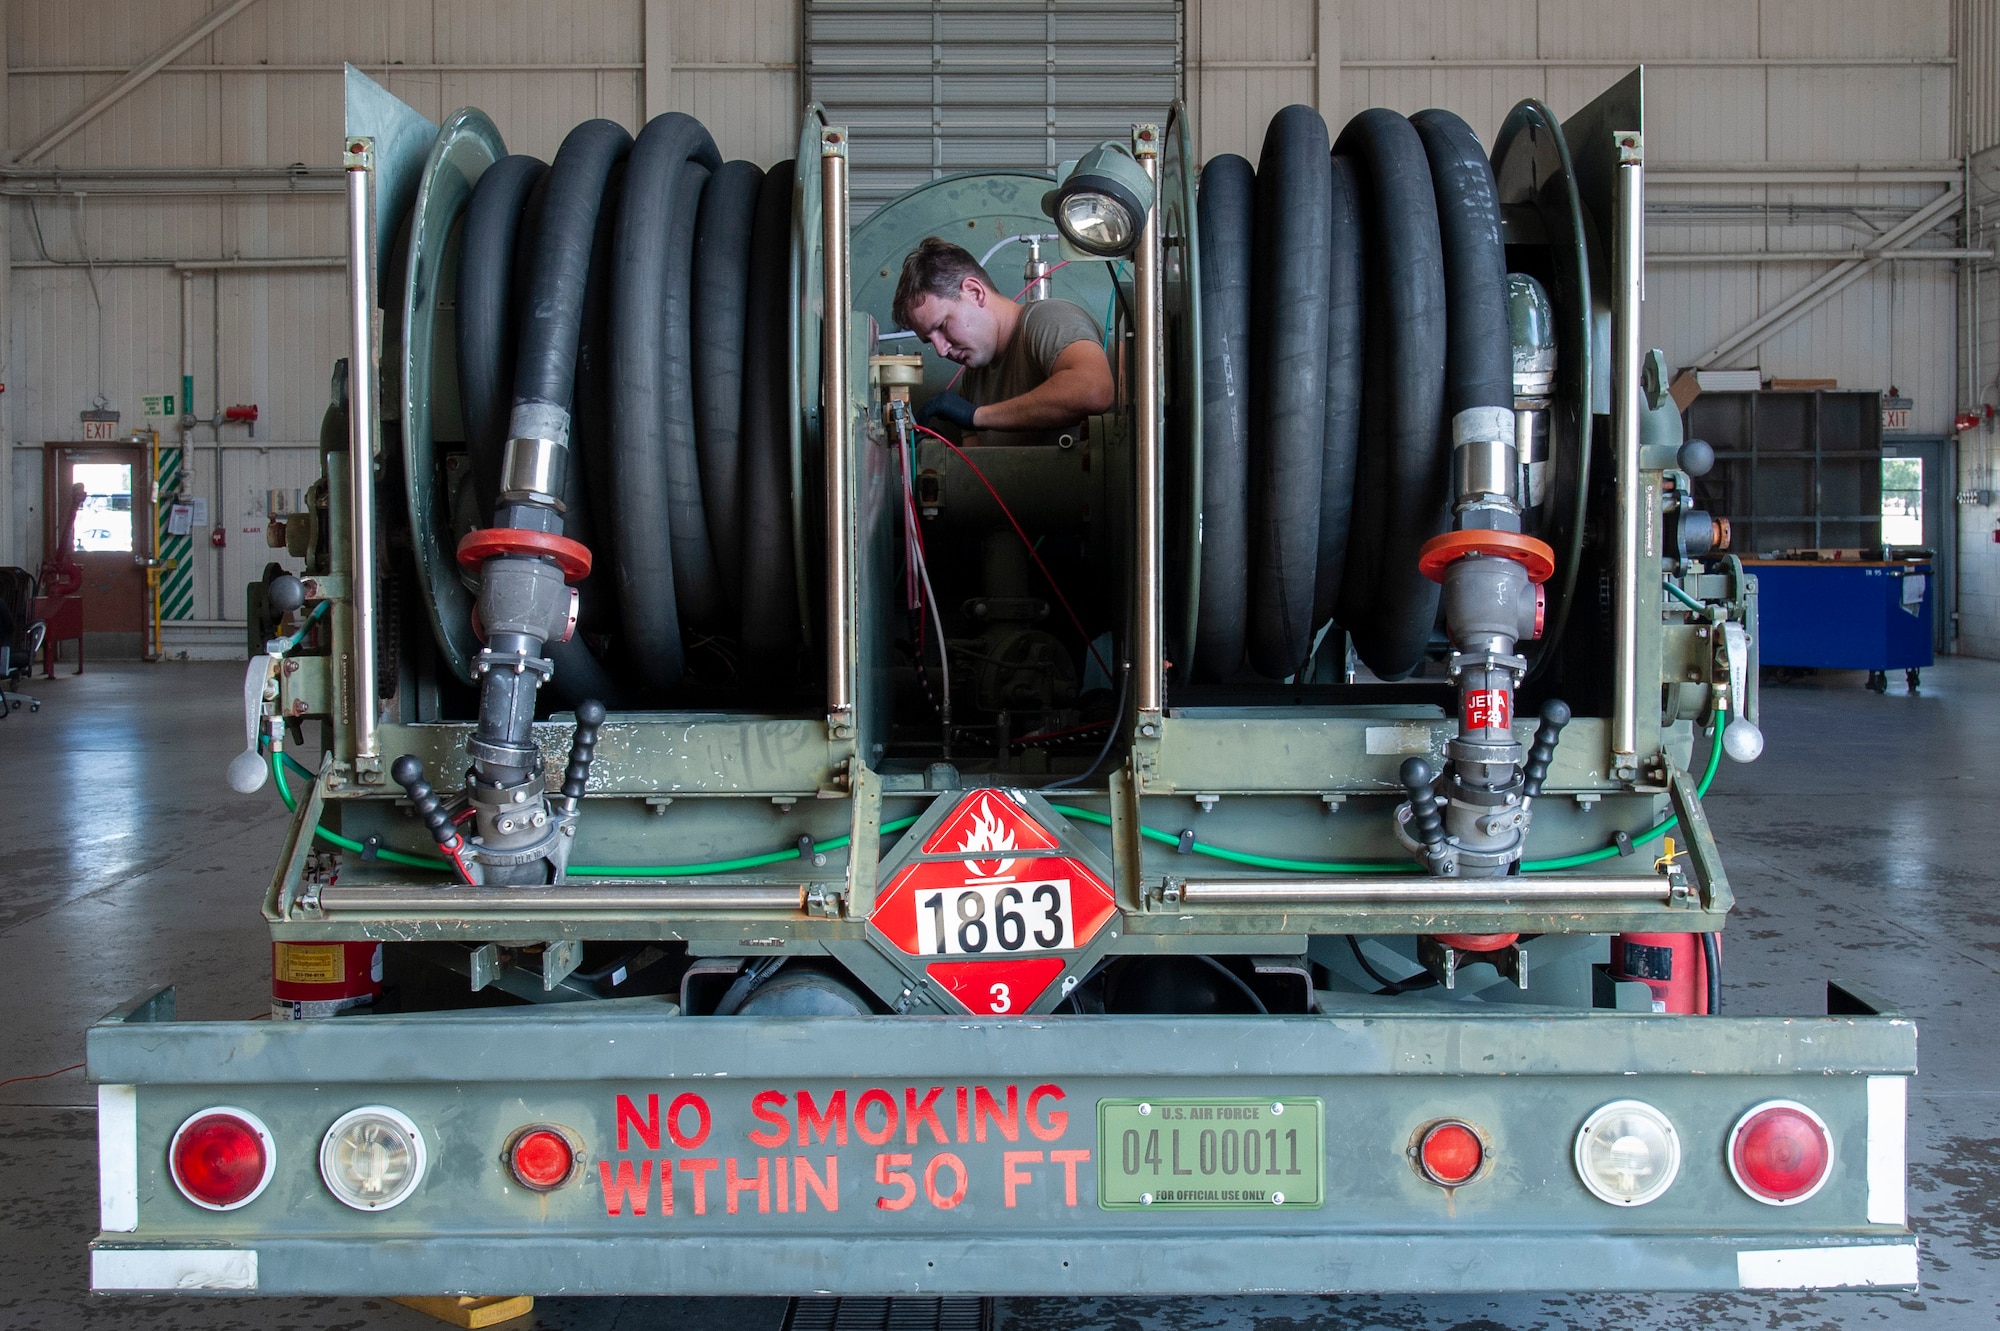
left=87, top=65, right=1917, bottom=1303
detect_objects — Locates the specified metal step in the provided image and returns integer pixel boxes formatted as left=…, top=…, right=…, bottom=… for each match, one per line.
left=783, top=1297, right=993, bottom=1331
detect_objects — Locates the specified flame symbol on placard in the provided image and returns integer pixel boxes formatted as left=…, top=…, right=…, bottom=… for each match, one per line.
left=957, top=795, right=1018, bottom=879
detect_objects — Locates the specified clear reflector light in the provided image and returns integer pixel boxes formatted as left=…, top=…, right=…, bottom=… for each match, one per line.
left=169, top=1107, right=276, bottom=1211
left=1058, top=193, right=1135, bottom=254
left=319, top=1105, right=428, bottom=1211
left=1728, top=1099, right=1833, bottom=1205
left=1574, top=1099, right=1681, bottom=1206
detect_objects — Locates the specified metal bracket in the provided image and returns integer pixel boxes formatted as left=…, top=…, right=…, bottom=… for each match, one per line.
left=542, top=939, right=582, bottom=991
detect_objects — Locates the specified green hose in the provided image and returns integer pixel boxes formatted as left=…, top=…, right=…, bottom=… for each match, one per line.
left=1517, top=729, right=1723, bottom=871
left=267, top=745, right=916, bottom=878
left=1047, top=803, right=1411, bottom=874
left=1665, top=582, right=1705, bottom=613
left=1049, top=729, right=1724, bottom=877
left=268, top=719, right=1723, bottom=883
left=269, top=747, right=444, bottom=870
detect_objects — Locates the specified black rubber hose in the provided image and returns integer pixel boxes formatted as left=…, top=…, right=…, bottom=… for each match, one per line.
left=1333, top=109, right=1446, bottom=681
left=1247, top=105, right=1332, bottom=679
left=738, top=161, right=801, bottom=682
left=660, top=155, right=720, bottom=628
left=1312, top=153, right=1366, bottom=632
left=1411, top=109, right=1512, bottom=421
left=608, top=113, right=721, bottom=690
left=456, top=154, right=546, bottom=524
left=1193, top=152, right=1253, bottom=681
left=540, top=162, right=628, bottom=712
left=1702, top=932, right=1722, bottom=1015
left=567, top=160, right=625, bottom=640
left=508, top=120, right=631, bottom=438
left=692, top=160, right=763, bottom=605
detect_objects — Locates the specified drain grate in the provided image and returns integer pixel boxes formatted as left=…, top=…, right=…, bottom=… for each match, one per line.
left=784, top=1297, right=992, bottom=1331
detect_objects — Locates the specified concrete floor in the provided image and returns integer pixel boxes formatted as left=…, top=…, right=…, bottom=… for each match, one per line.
left=2, top=658, right=1996, bottom=1330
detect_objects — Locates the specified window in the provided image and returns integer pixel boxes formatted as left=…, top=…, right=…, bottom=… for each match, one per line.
left=71, top=462, right=134, bottom=553
left=1881, top=457, right=1922, bottom=547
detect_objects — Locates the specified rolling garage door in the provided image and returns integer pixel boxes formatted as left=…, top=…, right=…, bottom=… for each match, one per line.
left=805, top=0, right=1184, bottom=215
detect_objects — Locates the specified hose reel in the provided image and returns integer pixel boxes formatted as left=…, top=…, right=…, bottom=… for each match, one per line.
left=1177, top=101, right=1594, bottom=688
left=398, top=110, right=826, bottom=708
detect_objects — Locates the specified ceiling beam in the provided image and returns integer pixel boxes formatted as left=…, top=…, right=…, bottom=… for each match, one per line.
left=1690, top=184, right=1964, bottom=369
left=15, top=0, right=262, bottom=163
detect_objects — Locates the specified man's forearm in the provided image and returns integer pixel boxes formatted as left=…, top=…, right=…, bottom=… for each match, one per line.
left=972, top=367, right=1114, bottom=431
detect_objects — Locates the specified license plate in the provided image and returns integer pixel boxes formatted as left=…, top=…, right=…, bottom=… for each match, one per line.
left=1097, top=1097, right=1324, bottom=1209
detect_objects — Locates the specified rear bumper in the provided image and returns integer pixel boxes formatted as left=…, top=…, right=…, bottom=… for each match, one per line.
left=89, top=985, right=1917, bottom=1297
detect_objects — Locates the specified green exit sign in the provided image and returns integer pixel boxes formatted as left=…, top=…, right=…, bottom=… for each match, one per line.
left=142, top=394, right=177, bottom=418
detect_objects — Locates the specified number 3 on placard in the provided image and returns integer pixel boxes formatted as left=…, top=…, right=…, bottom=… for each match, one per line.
left=989, top=982, right=1012, bottom=1013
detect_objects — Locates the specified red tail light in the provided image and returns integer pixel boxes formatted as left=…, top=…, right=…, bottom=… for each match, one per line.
left=1416, top=1120, right=1485, bottom=1187
left=1729, top=1100, right=1833, bottom=1205
left=508, top=1126, right=579, bottom=1191
left=169, top=1108, right=275, bottom=1211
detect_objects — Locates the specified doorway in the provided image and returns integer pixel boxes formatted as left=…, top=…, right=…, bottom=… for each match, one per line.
left=44, top=444, right=151, bottom=660
left=1880, top=436, right=1954, bottom=654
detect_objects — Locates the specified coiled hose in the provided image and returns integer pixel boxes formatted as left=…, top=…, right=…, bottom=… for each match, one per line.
left=454, top=114, right=806, bottom=703
left=1189, top=105, right=1522, bottom=685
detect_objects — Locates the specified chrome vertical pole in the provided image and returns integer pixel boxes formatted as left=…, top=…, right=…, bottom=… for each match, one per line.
left=343, top=139, right=381, bottom=763
left=1133, top=124, right=1164, bottom=718
left=1610, top=130, right=1644, bottom=778
left=820, top=128, right=854, bottom=732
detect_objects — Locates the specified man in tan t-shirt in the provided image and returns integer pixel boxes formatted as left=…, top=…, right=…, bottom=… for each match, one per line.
left=893, top=236, right=1115, bottom=446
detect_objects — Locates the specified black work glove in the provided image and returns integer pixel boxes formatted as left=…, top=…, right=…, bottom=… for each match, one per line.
left=918, top=390, right=980, bottom=431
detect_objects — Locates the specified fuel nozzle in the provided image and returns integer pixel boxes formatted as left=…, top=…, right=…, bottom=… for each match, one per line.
left=1406, top=397, right=1558, bottom=876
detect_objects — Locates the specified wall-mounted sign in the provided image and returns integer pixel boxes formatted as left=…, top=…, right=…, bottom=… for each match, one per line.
left=1882, top=395, right=1913, bottom=432
left=141, top=394, right=177, bottom=418
left=80, top=409, right=120, bottom=442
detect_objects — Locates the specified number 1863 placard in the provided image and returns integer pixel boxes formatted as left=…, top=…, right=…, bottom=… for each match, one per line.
left=915, top=879, right=1073, bottom=955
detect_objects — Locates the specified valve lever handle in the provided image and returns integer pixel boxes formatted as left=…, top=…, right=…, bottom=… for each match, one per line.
left=561, top=700, right=608, bottom=806
left=1522, top=699, right=1572, bottom=798
left=391, top=754, right=463, bottom=852
left=1399, top=758, right=1446, bottom=850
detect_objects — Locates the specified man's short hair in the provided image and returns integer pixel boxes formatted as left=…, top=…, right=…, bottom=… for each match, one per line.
left=892, top=237, right=995, bottom=330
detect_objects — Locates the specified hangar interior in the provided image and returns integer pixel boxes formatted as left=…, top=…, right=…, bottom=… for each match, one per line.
left=1, top=3, right=1998, bottom=1330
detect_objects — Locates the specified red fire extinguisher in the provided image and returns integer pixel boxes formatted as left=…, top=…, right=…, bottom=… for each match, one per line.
left=271, top=941, right=383, bottom=1020
left=1610, top=932, right=1716, bottom=1014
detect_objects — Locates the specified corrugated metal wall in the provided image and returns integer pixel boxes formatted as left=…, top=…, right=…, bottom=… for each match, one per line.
left=1959, top=1, right=2000, bottom=658
left=0, top=0, right=799, bottom=652
left=3, top=1, right=1988, bottom=655
left=805, top=0, right=1182, bottom=212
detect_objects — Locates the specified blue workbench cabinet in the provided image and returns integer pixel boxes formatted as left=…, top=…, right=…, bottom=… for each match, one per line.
left=1743, top=559, right=1933, bottom=688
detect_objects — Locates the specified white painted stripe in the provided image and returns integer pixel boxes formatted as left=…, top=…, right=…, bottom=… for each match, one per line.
left=1737, top=1243, right=1918, bottom=1289
left=92, top=1249, right=258, bottom=1291
left=1867, top=1075, right=1908, bottom=1225
left=96, top=1085, right=138, bottom=1233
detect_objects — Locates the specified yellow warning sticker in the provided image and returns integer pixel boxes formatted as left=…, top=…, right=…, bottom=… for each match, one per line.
left=274, top=943, right=344, bottom=985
